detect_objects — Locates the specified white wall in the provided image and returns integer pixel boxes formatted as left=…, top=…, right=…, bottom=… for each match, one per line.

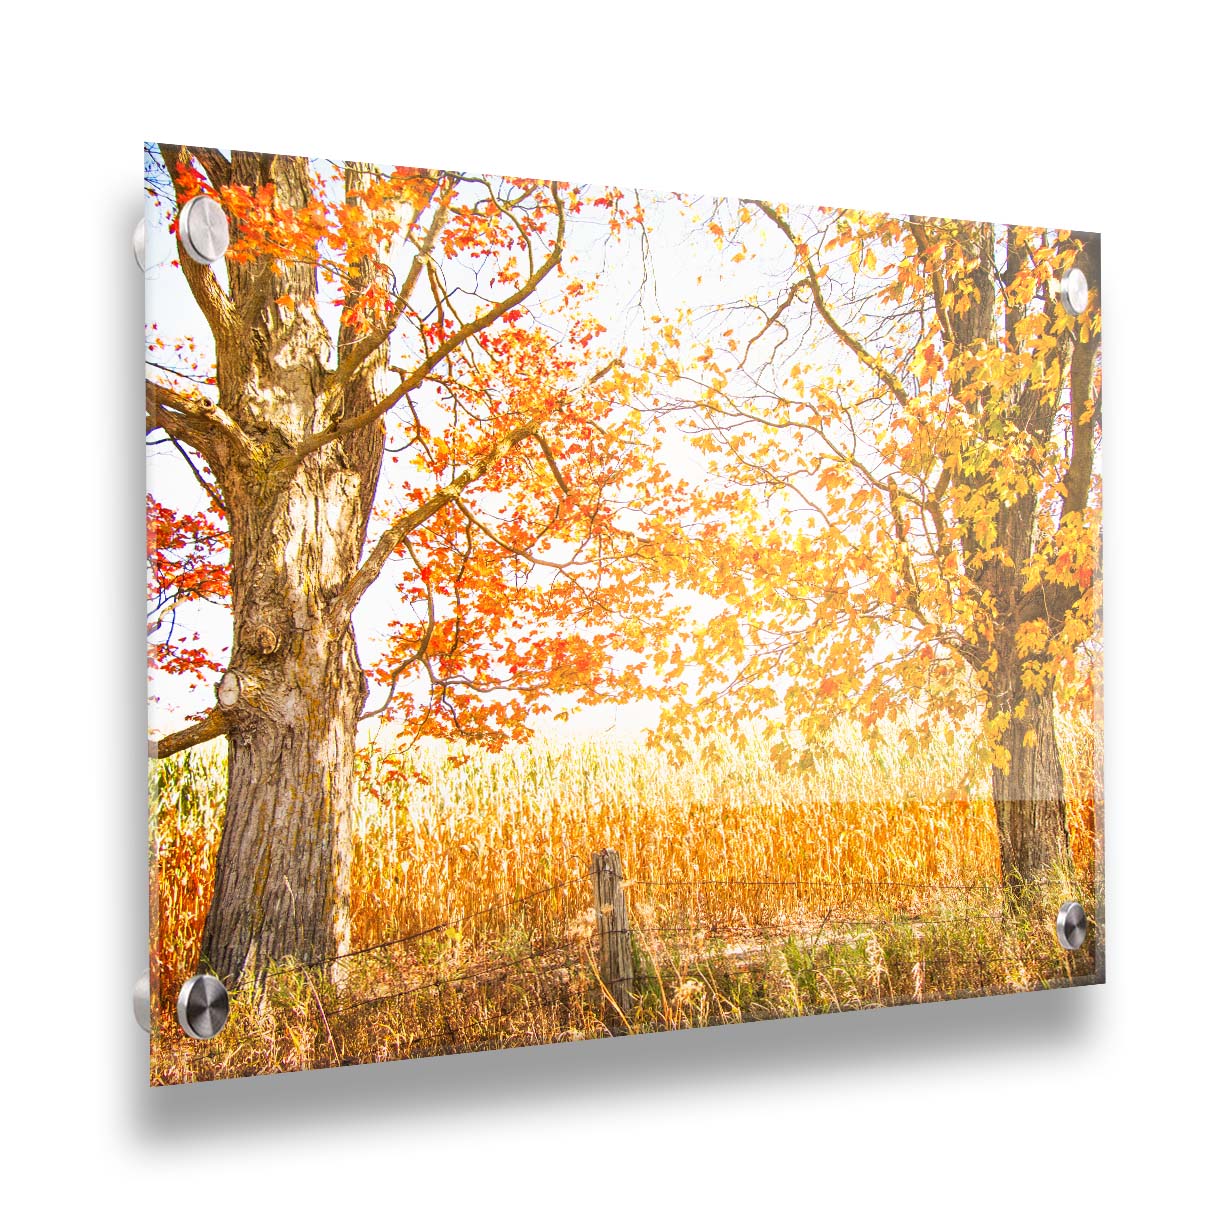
left=4, top=3, right=1219, bottom=1217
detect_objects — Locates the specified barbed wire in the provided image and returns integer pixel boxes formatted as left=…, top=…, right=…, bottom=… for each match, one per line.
left=625, top=876, right=1100, bottom=891
left=239, top=858, right=1098, bottom=1016
left=630, top=914, right=1009, bottom=934
left=260, top=873, right=585, bottom=980
left=323, top=940, right=1092, bottom=1022
left=325, top=943, right=595, bottom=1019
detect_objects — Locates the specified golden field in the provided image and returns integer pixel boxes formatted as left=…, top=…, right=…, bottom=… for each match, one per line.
left=147, top=715, right=1101, bottom=1084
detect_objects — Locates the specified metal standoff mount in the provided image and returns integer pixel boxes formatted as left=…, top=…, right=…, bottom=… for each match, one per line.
left=133, top=972, right=150, bottom=1033
left=1056, top=267, right=1089, bottom=316
left=133, top=217, right=147, bottom=271
left=178, top=195, right=230, bottom=265
left=1056, top=900, right=1088, bottom=951
left=176, top=974, right=231, bottom=1040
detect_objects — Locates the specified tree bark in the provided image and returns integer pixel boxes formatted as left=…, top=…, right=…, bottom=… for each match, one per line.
left=181, top=150, right=388, bottom=984
left=198, top=450, right=371, bottom=983
left=988, top=664, right=1070, bottom=891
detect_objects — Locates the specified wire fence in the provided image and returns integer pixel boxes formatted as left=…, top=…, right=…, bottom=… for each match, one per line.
left=261, top=874, right=585, bottom=981
left=325, top=943, right=590, bottom=1019
left=238, top=857, right=1101, bottom=1025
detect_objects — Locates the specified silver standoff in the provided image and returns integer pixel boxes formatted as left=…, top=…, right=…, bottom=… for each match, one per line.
left=176, top=974, right=231, bottom=1040
left=133, top=217, right=147, bottom=271
left=178, top=195, right=230, bottom=265
left=133, top=972, right=150, bottom=1033
left=1056, top=900, right=1088, bottom=951
left=1056, top=267, right=1089, bottom=316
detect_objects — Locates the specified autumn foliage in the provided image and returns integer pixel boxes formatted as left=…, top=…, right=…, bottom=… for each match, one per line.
left=146, top=496, right=228, bottom=681
left=145, top=144, right=1101, bottom=999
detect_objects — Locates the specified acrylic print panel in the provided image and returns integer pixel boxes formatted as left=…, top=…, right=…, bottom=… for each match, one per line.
left=145, top=143, right=1103, bottom=1085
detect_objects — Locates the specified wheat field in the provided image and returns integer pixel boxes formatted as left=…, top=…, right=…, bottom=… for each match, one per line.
left=147, top=715, right=1101, bottom=1084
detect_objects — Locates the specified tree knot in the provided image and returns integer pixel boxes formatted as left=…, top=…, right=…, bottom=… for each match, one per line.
left=241, top=623, right=281, bottom=655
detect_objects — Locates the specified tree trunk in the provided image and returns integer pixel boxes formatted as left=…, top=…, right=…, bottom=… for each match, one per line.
left=171, top=152, right=391, bottom=985
left=989, top=665, right=1070, bottom=891
left=199, top=453, right=370, bottom=984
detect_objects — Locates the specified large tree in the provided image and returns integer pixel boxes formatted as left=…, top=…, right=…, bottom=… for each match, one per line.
left=651, top=202, right=1101, bottom=889
left=146, top=146, right=671, bottom=983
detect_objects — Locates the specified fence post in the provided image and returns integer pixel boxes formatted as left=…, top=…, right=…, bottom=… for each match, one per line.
left=591, top=848, right=633, bottom=1024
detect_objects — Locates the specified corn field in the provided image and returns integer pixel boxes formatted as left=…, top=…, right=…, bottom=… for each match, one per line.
left=148, top=714, right=1101, bottom=1083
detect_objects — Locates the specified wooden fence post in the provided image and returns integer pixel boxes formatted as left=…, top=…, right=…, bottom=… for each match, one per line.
left=591, top=848, right=633, bottom=1024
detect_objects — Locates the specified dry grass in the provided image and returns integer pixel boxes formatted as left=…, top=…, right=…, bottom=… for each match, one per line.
left=148, top=716, right=1101, bottom=1085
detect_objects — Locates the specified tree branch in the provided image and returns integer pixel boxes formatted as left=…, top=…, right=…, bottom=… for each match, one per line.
left=749, top=199, right=910, bottom=410
left=187, top=146, right=231, bottom=191
left=149, top=706, right=229, bottom=759
left=159, top=144, right=238, bottom=339
left=1058, top=234, right=1102, bottom=528
left=145, top=379, right=246, bottom=468
left=168, top=435, right=227, bottom=514
left=276, top=183, right=568, bottom=477
left=530, top=431, right=570, bottom=494
left=909, top=219, right=957, bottom=347
left=360, top=542, right=437, bottom=722
left=330, top=422, right=535, bottom=622
left=326, top=184, right=454, bottom=393
left=455, top=498, right=578, bottom=569
left=145, top=379, right=220, bottom=463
